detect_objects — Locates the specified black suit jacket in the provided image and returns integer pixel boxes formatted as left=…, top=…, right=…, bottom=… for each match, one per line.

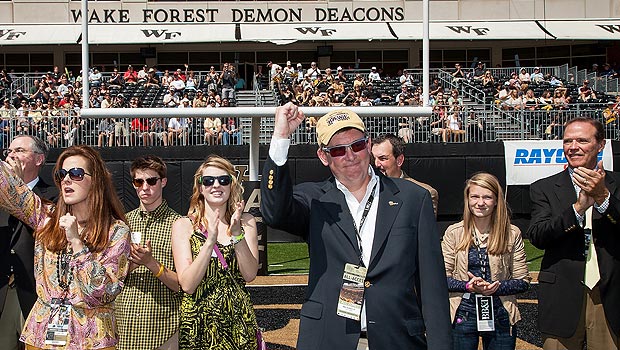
left=527, top=169, right=620, bottom=338
left=0, top=178, right=58, bottom=317
left=261, top=157, right=452, bottom=350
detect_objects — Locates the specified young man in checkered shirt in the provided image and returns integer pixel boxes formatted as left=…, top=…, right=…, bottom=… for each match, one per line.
left=116, top=155, right=182, bottom=350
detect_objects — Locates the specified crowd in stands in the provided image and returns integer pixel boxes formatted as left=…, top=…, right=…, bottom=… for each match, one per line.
left=0, top=63, right=247, bottom=148
left=1, top=60, right=619, bottom=148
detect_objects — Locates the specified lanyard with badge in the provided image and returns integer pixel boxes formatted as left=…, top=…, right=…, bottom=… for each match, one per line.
left=337, top=183, right=377, bottom=321
left=45, top=248, right=74, bottom=346
left=470, top=228, right=495, bottom=332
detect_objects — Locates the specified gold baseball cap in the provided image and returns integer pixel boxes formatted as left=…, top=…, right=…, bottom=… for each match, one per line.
left=316, top=109, right=365, bottom=146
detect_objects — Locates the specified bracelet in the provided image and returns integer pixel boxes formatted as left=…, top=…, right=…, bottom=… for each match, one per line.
left=154, top=263, right=165, bottom=278
left=231, top=227, right=245, bottom=245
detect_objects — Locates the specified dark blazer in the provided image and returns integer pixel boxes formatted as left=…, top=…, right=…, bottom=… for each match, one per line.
left=0, top=178, right=58, bottom=317
left=527, top=169, right=620, bottom=338
left=261, top=157, right=452, bottom=350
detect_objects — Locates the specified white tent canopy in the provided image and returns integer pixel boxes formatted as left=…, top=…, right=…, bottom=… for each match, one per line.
left=0, top=19, right=617, bottom=45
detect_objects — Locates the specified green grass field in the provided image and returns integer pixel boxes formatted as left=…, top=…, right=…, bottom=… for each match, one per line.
left=268, top=240, right=545, bottom=275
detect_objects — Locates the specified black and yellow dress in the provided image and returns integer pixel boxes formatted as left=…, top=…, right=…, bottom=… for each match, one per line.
left=179, top=229, right=259, bottom=350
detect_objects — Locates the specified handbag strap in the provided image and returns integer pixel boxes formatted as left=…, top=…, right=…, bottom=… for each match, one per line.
left=193, top=218, right=228, bottom=270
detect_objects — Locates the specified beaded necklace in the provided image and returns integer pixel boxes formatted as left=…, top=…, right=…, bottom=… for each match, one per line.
left=56, top=247, right=74, bottom=291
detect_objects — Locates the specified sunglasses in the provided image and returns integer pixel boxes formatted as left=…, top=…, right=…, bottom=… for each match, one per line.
left=56, top=167, right=91, bottom=182
left=132, top=177, right=160, bottom=187
left=197, top=175, right=232, bottom=187
left=321, top=137, right=368, bottom=157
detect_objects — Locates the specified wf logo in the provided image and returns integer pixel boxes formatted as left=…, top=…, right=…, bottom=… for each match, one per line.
left=294, top=27, right=337, bottom=36
left=0, top=29, right=26, bottom=40
left=446, top=26, right=490, bottom=36
left=141, top=29, right=182, bottom=40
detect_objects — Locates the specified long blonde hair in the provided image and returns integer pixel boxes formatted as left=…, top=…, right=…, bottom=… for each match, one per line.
left=456, top=172, right=512, bottom=255
left=187, top=155, right=243, bottom=230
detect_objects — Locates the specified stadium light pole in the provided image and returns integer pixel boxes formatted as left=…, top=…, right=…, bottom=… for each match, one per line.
left=81, top=0, right=89, bottom=109
left=422, top=0, right=429, bottom=107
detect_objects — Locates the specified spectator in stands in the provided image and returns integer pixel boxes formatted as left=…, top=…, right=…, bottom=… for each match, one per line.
left=430, top=105, right=448, bottom=141
left=359, top=93, right=373, bottom=107
left=193, top=90, right=207, bottom=108
left=473, top=61, right=486, bottom=80
left=577, top=80, right=597, bottom=102
left=336, top=66, right=347, bottom=82
left=161, top=70, right=172, bottom=88
left=43, top=71, right=56, bottom=89
left=164, top=87, right=180, bottom=108
left=178, top=98, right=192, bottom=110
left=112, top=93, right=127, bottom=108
left=539, top=90, right=554, bottom=111
left=549, top=75, right=563, bottom=87
left=600, top=63, right=615, bottom=79
left=433, top=91, right=447, bottom=107
left=108, top=68, right=123, bottom=88
left=168, top=117, right=189, bottom=145
left=97, top=118, right=114, bottom=147
left=123, top=65, right=138, bottom=85
left=0, top=69, right=11, bottom=91
left=56, top=75, right=70, bottom=96
left=282, top=61, right=295, bottom=85
left=205, top=66, right=219, bottom=92
left=314, top=74, right=330, bottom=93
left=88, top=68, right=103, bottom=88
left=495, top=84, right=510, bottom=107
left=31, top=81, right=49, bottom=104
left=553, top=87, right=569, bottom=110
left=203, top=116, right=222, bottom=145
left=130, top=113, right=150, bottom=147
left=137, top=65, right=149, bottom=84
left=177, top=66, right=188, bottom=82
left=481, top=70, right=495, bottom=88
left=11, top=90, right=27, bottom=109
left=523, top=89, right=539, bottom=110
left=170, top=73, right=186, bottom=95
left=144, top=69, right=160, bottom=88
left=0, top=115, right=9, bottom=149
left=519, top=68, right=531, bottom=87
left=99, top=82, right=110, bottom=97
left=452, top=63, right=465, bottom=86
left=504, top=88, right=524, bottom=110
left=531, top=67, right=544, bottom=84
left=507, top=72, right=522, bottom=90
left=400, top=70, right=415, bottom=87
left=352, top=73, right=366, bottom=89
left=149, top=118, right=168, bottom=146
left=58, top=92, right=72, bottom=109
left=222, top=116, right=242, bottom=145
left=305, top=61, right=320, bottom=81
left=267, top=61, right=282, bottom=89
left=430, top=77, right=443, bottom=97
left=324, top=67, right=335, bottom=85
left=447, top=89, right=463, bottom=110
left=100, top=92, right=113, bottom=109
left=220, top=63, right=237, bottom=101
left=368, top=66, right=381, bottom=82
left=185, top=71, right=198, bottom=92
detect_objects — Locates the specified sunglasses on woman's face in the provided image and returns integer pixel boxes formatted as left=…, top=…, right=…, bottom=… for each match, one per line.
left=321, top=137, right=368, bottom=157
left=56, top=167, right=91, bottom=182
left=132, top=177, right=160, bottom=187
left=198, top=175, right=232, bottom=187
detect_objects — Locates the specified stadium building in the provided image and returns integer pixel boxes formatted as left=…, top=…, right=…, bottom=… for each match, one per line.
left=1, top=0, right=619, bottom=79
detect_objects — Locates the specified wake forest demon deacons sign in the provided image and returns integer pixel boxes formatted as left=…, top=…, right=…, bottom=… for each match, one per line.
left=69, top=6, right=405, bottom=24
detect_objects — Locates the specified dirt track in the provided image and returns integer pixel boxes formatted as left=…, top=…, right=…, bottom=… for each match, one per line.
left=248, top=274, right=543, bottom=350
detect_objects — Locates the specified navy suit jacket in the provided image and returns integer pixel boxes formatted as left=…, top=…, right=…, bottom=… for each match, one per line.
left=528, top=169, right=620, bottom=338
left=0, top=178, right=58, bottom=317
left=260, top=157, right=452, bottom=350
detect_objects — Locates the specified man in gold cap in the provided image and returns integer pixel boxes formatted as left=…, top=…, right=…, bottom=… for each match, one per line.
left=260, top=102, right=451, bottom=350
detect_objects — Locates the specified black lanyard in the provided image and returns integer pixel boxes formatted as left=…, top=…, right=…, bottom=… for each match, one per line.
left=471, top=227, right=489, bottom=279
left=351, top=182, right=378, bottom=267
